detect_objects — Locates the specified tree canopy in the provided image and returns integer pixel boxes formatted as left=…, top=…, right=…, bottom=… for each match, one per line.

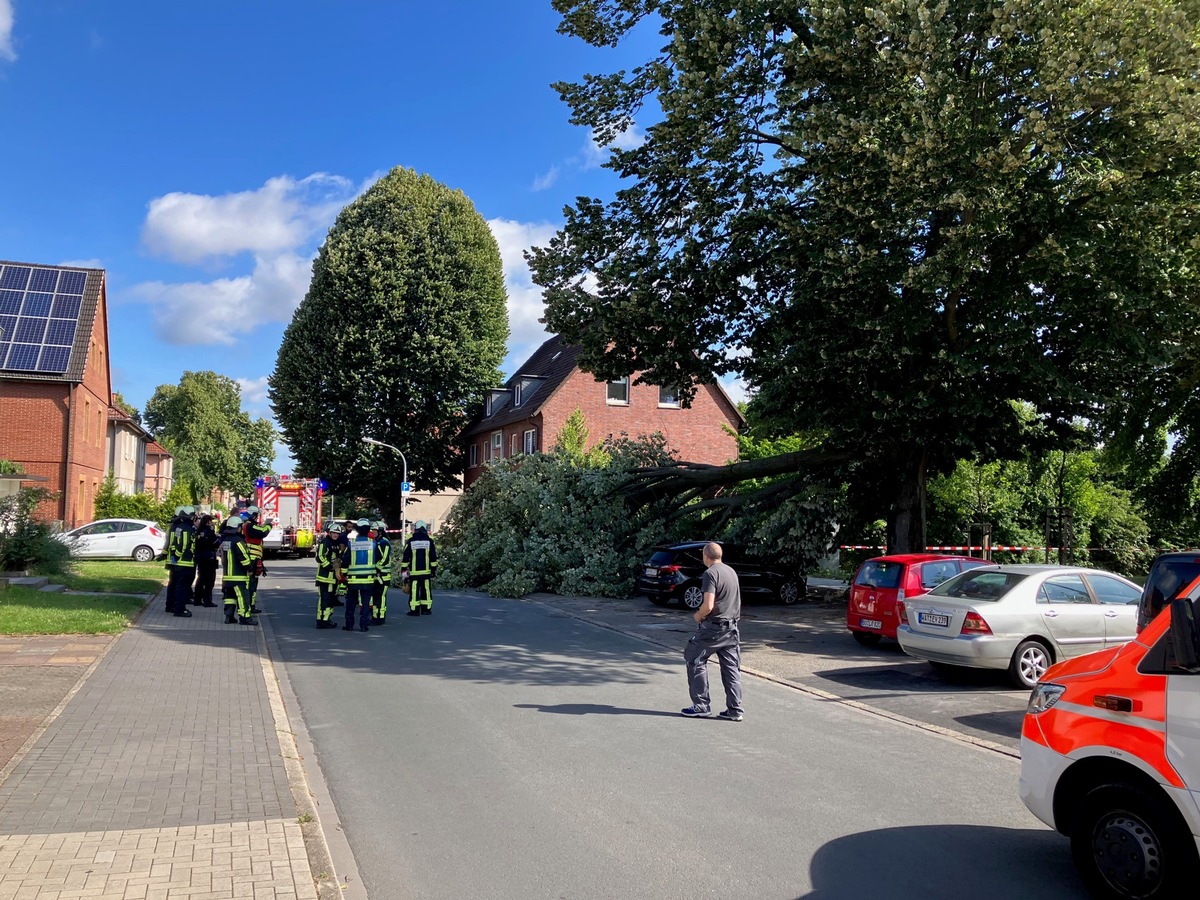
left=269, top=167, right=509, bottom=522
left=143, top=371, right=275, bottom=498
left=530, top=0, right=1200, bottom=551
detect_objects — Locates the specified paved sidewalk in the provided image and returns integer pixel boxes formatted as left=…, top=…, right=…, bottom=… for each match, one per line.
left=0, top=597, right=321, bottom=899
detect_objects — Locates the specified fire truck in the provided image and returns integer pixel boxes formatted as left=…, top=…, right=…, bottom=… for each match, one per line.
left=253, top=475, right=324, bottom=557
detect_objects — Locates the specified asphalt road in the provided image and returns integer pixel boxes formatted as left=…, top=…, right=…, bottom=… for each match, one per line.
left=259, top=558, right=1086, bottom=900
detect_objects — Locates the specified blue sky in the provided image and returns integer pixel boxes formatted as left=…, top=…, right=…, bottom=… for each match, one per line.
left=0, top=2, right=745, bottom=471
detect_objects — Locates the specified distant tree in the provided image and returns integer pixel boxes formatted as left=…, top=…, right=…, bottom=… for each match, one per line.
left=144, top=372, right=275, bottom=498
left=269, top=166, right=509, bottom=524
left=531, top=0, right=1200, bottom=552
left=110, top=392, right=140, bottom=423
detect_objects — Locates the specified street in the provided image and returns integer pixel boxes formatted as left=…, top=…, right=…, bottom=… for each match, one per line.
left=259, top=558, right=1085, bottom=899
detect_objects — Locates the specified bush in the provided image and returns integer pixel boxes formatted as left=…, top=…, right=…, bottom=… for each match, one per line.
left=439, top=436, right=684, bottom=598
left=0, top=487, right=72, bottom=577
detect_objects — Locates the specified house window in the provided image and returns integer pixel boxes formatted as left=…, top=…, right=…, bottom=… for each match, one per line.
left=658, top=386, right=682, bottom=408
left=511, top=434, right=519, bottom=457
left=469, top=443, right=478, bottom=468
left=607, top=376, right=629, bottom=405
left=514, top=381, right=522, bottom=407
left=523, top=429, right=537, bottom=454
left=485, top=395, right=493, bottom=416
left=491, top=431, right=503, bottom=460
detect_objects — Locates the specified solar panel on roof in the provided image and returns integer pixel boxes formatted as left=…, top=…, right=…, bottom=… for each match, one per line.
left=6, top=343, right=39, bottom=370
left=0, top=315, right=14, bottom=341
left=14, top=317, right=47, bottom=343
left=50, top=295, right=81, bottom=318
left=29, top=268, right=59, bottom=293
left=35, top=346, right=71, bottom=373
left=21, top=292, right=52, bottom=317
left=44, top=319, right=76, bottom=346
left=0, top=267, right=30, bottom=290
left=56, top=271, right=86, bottom=295
left=0, top=292, right=21, bottom=316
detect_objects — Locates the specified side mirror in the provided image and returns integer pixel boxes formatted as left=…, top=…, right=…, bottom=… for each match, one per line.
left=1168, top=598, right=1200, bottom=672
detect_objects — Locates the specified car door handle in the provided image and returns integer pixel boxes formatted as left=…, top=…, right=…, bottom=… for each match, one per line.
left=1104, top=610, right=1120, bottom=617
left=1043, top=610, right=1059, bottom=618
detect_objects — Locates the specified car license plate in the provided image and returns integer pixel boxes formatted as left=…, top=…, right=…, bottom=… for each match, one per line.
left=919, top=612, right=950, bottom=627
left=644, top=567, right=657, bottom=577
left=859, top=618, right=882, bottom=630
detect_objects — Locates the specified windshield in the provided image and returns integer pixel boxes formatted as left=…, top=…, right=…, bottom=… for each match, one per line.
left=648, top=550, right=679, bottom=566
left=855, top=561, right=903, bottom=589
left=929, top=570, right=1029, bottom=602
left=1138, top=556, right=1200, bottom=628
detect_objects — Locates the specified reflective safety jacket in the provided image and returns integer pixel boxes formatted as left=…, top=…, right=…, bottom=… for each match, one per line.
left=402, top=529, right=437, bottom=578
left=316, top=537, right=349, bottom=585
left=170, top=519, right=197, bottom=569
left=375, top=536, right=392, bottom=582
left=346, top=535, right=377, bottom=585
left=243, top=520, right=271, bottom=561
left=220, top=528, right=254, bottom=583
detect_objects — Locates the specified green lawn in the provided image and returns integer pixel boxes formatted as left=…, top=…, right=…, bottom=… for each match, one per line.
left=0, top=586, right=146, bottom=634
left=60, top=560, right=168, bottom=595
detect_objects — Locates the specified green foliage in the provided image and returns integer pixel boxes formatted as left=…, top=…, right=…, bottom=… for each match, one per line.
left=0, top=459, right=25, bottom=475
left=439, top=436, right=682, bottom=597
left=93, top=471, right=188, bottom=530
left=0, top=488, right=71, bottom=576
left=110, top=392, right=140, bottom=422
left=534, top=0, right=1200, bottom=552
left=144, top=371, right=275, bottom=498
left=60, top=560, right=166, bottom=595
left=270, top=166, right=509, bottom=525
left=0, top=587, right=144, bottom=635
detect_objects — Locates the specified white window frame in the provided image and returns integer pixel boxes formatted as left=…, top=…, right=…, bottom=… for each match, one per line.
left=511, top=433, right=519, bottom=457
left=523, top=429, right=537, bottom=454
left=658, top=385, right=682, bottom=408
left=491, top=431, right=503, bottom=460
left=513, top=381, right=523, bottom=407
left=469, top=443, right=478, bottom=467
left=485, top=394, right=493, bottom=416
left=606, top=376, right=630, bottom=405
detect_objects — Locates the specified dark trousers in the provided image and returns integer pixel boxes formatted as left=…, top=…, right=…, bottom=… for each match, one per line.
left=193, top=561, right=218, bottom=605
left=408, top=575, right=433, bottom=610
left=684, top=619, right=743, bottom=714
left=345, top=583, right=373, bottom=629
left=223, top=582, right=251, bottom=619
left=317, top=582, right=338, bottom=622
left=167, top=565, right=194, bottom=613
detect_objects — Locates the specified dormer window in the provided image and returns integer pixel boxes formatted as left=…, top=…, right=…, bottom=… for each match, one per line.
left=486, top=394, right=494, bottom=416
left=485, top=389, right=509, bottom=417
left=514, top=381, right=523, bottom=407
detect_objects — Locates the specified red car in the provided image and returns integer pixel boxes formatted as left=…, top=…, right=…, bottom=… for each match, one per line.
left=847, top=553, right=992, bottom=645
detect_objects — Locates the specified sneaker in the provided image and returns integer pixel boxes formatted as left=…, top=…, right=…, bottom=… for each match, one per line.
left=172, top=610, right=193, bottom=618
left=680, top=705, right=712, bottom=718
left=718, top=710, right=744, bottom=722
left=239, top=617, right=258, bottom=626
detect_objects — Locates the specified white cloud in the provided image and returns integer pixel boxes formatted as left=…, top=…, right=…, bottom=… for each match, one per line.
left=133, top=252, right=313, bottom=346
left=487, top=217, right=561, bottom=374
left=531, top=166, right=560, bottom=192
left=0, top=1, right=15, bottom=63
left=236, top=375, right=270, bottom=408
left=142, top=173, right=354, bottom=264
left=581, top=124, right=646, bottom=170
left=720, top=375, right=750, bottom=407
left=57, top=258, right=104, bottom=269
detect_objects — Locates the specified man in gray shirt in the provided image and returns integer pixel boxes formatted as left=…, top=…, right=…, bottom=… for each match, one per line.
left=681, top=542, right=744, bottom=721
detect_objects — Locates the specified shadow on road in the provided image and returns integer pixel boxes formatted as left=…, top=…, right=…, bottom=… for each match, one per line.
left=797, top=824, right=1086, bottom=899
left=954, top=709, right=1027, bottom=740
left=513, top=703, right=678, bottom=717
left=815, top=662, right=1021, bottom=695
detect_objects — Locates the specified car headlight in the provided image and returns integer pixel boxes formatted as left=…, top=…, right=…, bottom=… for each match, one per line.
left=1027, top=683, right=1066, bottom=714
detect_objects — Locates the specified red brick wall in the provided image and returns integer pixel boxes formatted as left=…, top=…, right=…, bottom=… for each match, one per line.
left=461, top=371, right=741, bottom=488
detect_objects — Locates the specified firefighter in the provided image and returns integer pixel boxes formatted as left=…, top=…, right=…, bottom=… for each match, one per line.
left=220, top=514, right=256, bottom=625
left=163, top=506, right=185, bottom=611
left=343, top=517, right=376, bottom=632
left=167, top=506, right=197, bottom=617
left=370, top=520, right=392, bottom=625
left=315, top=523, right=348, bottom=629
left=191, top=513, right=221, bottom=607
left=403, top=520, right=438, bottom=616
left=241, top=506, right=271, bottom=613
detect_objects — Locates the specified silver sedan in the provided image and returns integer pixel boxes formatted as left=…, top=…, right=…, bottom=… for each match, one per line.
left=896, top=564, right=1143, bottom=688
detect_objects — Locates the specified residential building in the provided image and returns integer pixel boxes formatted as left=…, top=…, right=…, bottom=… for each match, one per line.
left=107, top=401, right=150, bottom=495
left=0, top=261, right=111, bottom=528
left=144, top=442, right=175, bottom=502
left=461, top=336, right=744, bottom=488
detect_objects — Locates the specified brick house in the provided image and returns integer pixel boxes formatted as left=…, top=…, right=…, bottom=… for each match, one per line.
left=461, top=335, right=745, bottom=488
left=0, top=261, right=112, bottom=528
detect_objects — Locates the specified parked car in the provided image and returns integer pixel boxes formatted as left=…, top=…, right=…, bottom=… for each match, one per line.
left=635, top=541, right=805, bottom=609
left=1135, top=549, right=1200, bottom=631
left=847, top=553, right=992, bottom=646
left=54, top=518, right=166, bottom=562
left=897, top=564, right=1144, bottom=688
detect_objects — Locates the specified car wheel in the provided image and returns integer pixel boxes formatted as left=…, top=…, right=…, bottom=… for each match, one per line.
left=1009, top=638, right=1053, bottom=689
left=681, top=583, right=704, bottom=610
left=778, top=579, right=803, bottom=605
left=1070, top=783, right=1198, bottom=900
left=852, top=631, right=882, bottom=647
left=132, top=545, right=155, bottom=563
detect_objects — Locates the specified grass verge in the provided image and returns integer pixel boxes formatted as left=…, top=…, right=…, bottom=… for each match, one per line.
left=0, top=587, right=146, bottom=634
left=59, top=560, right=167, bottom=595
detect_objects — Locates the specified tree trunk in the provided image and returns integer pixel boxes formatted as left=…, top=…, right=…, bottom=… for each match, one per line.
left=886, top=449, right=927, bottom=554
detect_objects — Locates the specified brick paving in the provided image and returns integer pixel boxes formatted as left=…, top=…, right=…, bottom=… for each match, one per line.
left=0, top=598, right=319, bottom=899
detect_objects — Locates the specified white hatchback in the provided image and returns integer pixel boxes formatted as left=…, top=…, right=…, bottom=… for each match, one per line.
left=55, top=518, right=167, bottom=562
left=896, top=564, right=1143, bottom=688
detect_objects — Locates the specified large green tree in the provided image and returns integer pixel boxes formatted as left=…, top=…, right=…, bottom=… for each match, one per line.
left=530, top=0, right=1200, bottom=552
left=143, top=371, right=275, bottom=498
left=269, top=167, right=509, bottom=522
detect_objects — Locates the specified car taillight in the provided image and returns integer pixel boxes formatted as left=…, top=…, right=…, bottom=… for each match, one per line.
left=895, top=599, right=907, bottom=627
left=896, top=588, right=906, bottom=602
left=961, top=611, right=992, bottom=635
left=659, top=565, right=681, bottom=575
left=149, top=527, right=162, bottom=537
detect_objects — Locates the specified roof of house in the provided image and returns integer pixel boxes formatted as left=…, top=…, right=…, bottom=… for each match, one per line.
left=145, top=441, right=172, bottom=458
left=463, top=336, right=582, bottom=436
left=0, top=261, right=106, bottom=384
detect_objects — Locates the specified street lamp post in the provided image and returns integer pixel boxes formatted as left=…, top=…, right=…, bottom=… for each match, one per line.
left=362, top=437, right=408, bottom=540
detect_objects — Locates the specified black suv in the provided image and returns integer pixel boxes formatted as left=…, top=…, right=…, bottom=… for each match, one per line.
left=635, top=541, right=806, bottom=610
left=1137, top=551, right=1200, bottom=631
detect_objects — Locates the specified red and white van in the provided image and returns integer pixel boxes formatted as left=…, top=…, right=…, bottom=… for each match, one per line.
left=1019, top=553, right=1200, bottom=899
